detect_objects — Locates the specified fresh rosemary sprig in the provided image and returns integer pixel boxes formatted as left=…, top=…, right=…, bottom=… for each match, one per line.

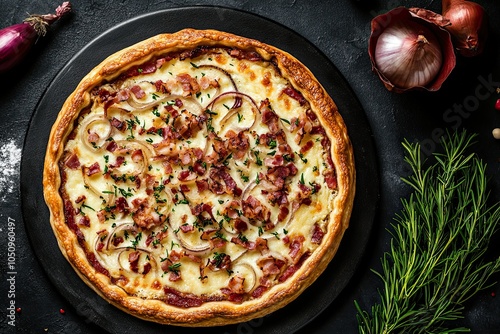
left=355, top=130, right=500, bottom=334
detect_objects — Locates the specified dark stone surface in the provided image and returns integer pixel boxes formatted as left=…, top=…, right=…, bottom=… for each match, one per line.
left=0, top=1, right=499, bottom=333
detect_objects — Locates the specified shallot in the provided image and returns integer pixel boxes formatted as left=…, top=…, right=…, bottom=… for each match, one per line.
left=442, top=0, right=488, bottom=57
left=0, top=2, right=71, bottom=73
left=368, top=7, right=456, bottom=92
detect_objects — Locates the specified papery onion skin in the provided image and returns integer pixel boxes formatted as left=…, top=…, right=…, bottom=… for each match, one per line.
left=442, top=0, right=488, bottom=57
left=0, top=2, right=72, bottom=73
left=368, top=7, right=456, bottom=93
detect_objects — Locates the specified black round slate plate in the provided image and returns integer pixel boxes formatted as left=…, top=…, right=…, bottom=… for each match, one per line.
left=21, top=6, right=379, bottom=334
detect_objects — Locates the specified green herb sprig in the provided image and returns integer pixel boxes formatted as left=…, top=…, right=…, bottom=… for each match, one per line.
left=355, top=131, right=500, bottom=334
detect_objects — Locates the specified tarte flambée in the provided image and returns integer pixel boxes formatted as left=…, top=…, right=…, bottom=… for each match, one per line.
left=43, top=29, right=355, bottom=326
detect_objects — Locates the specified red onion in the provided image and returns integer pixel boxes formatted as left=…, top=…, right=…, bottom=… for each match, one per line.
left=0, top=2, right=71, bottom=73
left=368, top=7, right=456, bottom=93
left=442, top=0, right=488, bottom=57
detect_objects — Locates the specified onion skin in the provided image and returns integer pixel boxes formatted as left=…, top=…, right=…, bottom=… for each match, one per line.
left=442, top=0, right=488, bottom=57
left=368, top=7, right=456, bottom=93
left=0, top=2, right=72, bottom=74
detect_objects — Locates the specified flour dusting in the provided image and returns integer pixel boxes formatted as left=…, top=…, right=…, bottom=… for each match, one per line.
left=0, top=138, right=22, bottom=203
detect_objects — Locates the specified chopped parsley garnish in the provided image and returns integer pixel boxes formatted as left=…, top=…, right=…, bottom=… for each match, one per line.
left=253, top=150, right=262, bottom=166
left=168, top=262, right=182, bottom=273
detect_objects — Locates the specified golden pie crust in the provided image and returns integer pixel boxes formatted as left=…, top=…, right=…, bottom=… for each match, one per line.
left=43, top=29, right=355, bottom=326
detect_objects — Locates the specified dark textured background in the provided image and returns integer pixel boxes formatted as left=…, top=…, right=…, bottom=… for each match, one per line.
left=0, top=0, right=499, bottom=333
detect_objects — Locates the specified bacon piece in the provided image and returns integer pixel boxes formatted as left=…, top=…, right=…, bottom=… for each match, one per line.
left=208, top=165, right=241, bottom=196
left=131, top=149, right=144, bottom=163
left=298, top=183, right=312, bottom=199
left=110, top=156, right=125, bottom=169
left=295, top=112, right=313, bottom=144
left=176, top=73, right=200, bottom=96
left=169, top=270, right=182, bottom=282
left=179, top=150, right=192, bottom=165
left=209, top=237, right=227, bottom=250
left=154, top=79, right=170, bottom=94
left=106, top=140, right=117, bottom=152
left=65, top=153, right=80, bottom=169
left=87, top=131, right=100, bottom=143
left=192, top=147, right=204, bottom=161
left=286, top=163, right=298, bottom=176
left=255, top=237, right=269, bottom=255
left=251, top=285, right=268, bottom=298
left=278, top=205, right=290, bottom=222
left=129, top=251, right=140, bottom=273
left=264, top=154, right=284, bottom=168
left=180, top=224, right=194, bottom=233
left=79, top=215, right=90, bottom=227
left=112, top=236, right=124, bottom=247
left=233, top=219, right=248, bottom=232
left=300, top=140, right=314, bottom=154
left=184, top=252, right=202, bottom=263
left=325, top=173, right=338, bottom=190
left=179, top=184, right=190, bottom=193
left=311, top=223, right=325, bottom=244
left=289, top=235, right=305, bottom=260
left=75, top=195, right=86, bottom=204
left=222, top=200, right=240, bottom=219
left=278, top=251, right=310, bottom=283
left=220, top=288, right=245, bottom=303
left=260, top=99, right=280, bottom=133
left=116, top=88, right=130, bottom=102
left=199, top=75, right=220, bottom=90
left=121, top=61, right=157, bottom=79
left=283, top=86, right=306, bottom=106
left=171, top=250, right=184, bottom=262
left=241, top=195, right=269, bottom=221
left=266, top=189, right=288, bottom=207
left=229, top=48, right=262, bottom=61
left=208, top=253, right=231, bottom=271
left=228, top=275, right=246, bottom=294
left=86, top=162, right=101, bottom=176
left=96, top=210, right=106, bottom=223
left=164, top=287, right=203, bottom=308
left=159, top=161, right=172, bottom=175
left=96, top=241, right=105, bottom=252
left=211, top=133, right=229, bottom=160
left=145, top=174, right=155, bottom=196
left=131, top=198, right=158, bottom=229
left=195, top=179, right=209, bottom=193
left=231, top=236, right=255, bottom=250
left=225, top=130, right=250, bottom=160
left=178, top=170, right=195, bottom=182
left=111, top=117, right=125, bottom=132
left=265, top=165, right=290, bottom=190
left=193, top=161, right=206, bottom=176
left=143, top=262, right=152, bottom=275
left=130, top=85, right=146, bottom=99
left=257, top=256, right=286, bottom=276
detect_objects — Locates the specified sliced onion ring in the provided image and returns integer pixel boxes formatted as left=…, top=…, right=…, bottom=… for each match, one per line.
left=116, top=248, right=159, bottom=275
left=230, top=262, right=257, bottom=293
left=208, top=91, right=259, bottom=133
left=78, top=114, right=112, bottom=151
left=82, top=168, right=115, bottom=205
left=113, top=139, right=156, bottom=176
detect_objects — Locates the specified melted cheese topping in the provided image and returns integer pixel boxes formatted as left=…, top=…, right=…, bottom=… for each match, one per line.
left=61, top=48, right=337, bottom=303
